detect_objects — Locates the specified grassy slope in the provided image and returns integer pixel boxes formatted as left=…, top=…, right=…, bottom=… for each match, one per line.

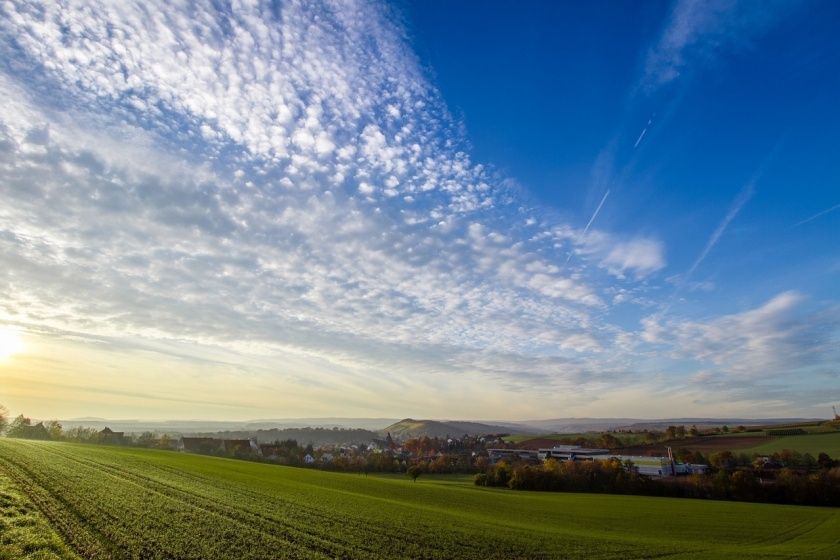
left=745, top=432, right=840, bottom=456
left=0, top=440, right=838, bottom=559
left=0, top=470, right=80, bottom=560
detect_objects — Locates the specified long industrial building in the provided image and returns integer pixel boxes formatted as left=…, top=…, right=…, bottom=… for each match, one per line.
left=489, top=445, right=707, bottom=477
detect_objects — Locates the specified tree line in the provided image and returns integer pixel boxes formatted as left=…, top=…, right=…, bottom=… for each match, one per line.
left=475, top=455, right=840, bottom=507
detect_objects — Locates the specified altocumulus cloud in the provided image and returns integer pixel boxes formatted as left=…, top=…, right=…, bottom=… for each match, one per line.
left=0, top=0, right=833, bottom=415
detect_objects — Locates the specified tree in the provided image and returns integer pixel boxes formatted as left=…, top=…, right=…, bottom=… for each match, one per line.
left=6, top=414, right=32, bottom=438
left=44, top=420, right=63, bottom=440
left=407, top=464, right=422, bottom=482
left=689, top=425, right=699, bottom=437
left=136, top=432, right=158, bottom=447
left=818, top=452, right=836, bottom=469
left=598, top=433, right=621, bottom=449
left=710, top=450, right=735, bottom=471
left=64, top=426, right=98, bottom=443
left=0, top=404, right=8, bottom=434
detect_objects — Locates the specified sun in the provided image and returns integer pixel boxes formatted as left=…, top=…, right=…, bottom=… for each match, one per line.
left=0, top=327, right=23, bottom=361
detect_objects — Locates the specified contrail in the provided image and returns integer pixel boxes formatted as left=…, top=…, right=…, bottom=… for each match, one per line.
left=634, top=119, right=653, bottom=148
left=686, top=181, right=755, bottom=279
left=791, top=202, right=840, bottom=228
left=567, top=189, right=610, bottom=264
left=583, top=189, right=611, bottom=234
left=633, top=127, right=648, bottom=148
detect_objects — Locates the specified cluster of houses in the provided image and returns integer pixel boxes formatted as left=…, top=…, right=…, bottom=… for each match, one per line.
left=178, top=436, right=378, bottom=464
left=178, top=436, right=261, bottom=456
left=93, top=426, right=710, bottom=478
left=488, top=445, right=708, bottom=477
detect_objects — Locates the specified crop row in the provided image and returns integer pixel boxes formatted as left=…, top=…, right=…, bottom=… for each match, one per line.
left=0, top=441, right=622, bottom=559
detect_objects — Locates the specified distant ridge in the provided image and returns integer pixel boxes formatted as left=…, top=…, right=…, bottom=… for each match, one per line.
left=57, top=416, right=826, bottom=436
left=513, top=418, right=824, bottom=433
left=381, top=418, right=536, bottom=439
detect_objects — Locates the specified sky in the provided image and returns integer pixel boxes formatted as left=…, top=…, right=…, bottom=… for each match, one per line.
left=0, top=0, right=838, bottom=421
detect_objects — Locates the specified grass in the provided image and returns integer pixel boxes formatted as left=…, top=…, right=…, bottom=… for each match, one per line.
left=0, top=470, right=80, bottom=560
left=0, top=439, right=839, bottom=559
left=744, top=432, right=840, bottom=457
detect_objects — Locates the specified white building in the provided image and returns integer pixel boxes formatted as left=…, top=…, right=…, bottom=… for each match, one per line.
left=538, top=445, right=611, bottom=461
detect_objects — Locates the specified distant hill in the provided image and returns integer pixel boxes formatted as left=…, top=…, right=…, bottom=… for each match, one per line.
left=59, top=418, right=399, bottom=434
left=512, top=418, right=824, bottom=433
left=195, top=427, right=380, bottom=446
left=57, top=416, right=826, bottom=437
left=381, top=418, right=535, bottom=439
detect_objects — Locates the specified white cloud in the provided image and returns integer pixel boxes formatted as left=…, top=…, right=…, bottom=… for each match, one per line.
left=601, top=238, right=666, bottom=278
left=0, top=0, right=621, bottom=402
left=1, top=0, right=828, bottom=418
left=555, top=227, right=666, bottom=279
left=649, top=292, right=839, bottom=378
left=642, top=0, right=792, bottom=91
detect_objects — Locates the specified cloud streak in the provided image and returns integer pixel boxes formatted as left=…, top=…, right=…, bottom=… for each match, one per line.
left=791, top=202, right=840, bottom=228
left=686, top=181, right=754, bottom=279
left=641, top=0, right=793, bottom=93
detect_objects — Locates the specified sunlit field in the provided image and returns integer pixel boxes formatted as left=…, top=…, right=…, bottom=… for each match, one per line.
left=1, top=440, right=838, bottom=559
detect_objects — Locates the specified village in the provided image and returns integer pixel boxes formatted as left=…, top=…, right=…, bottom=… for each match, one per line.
left=90, top=424, right=712, bottom=478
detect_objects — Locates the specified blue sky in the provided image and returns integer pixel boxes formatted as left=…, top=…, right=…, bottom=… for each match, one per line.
left=0, top=0, right=837, bottom=420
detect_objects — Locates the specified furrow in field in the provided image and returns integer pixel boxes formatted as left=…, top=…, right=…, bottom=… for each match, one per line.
left=1, top=442, right=325, bottom=559
left=0, top=453, right=117, bottom=559
left=32, top=443, right=441, bottom=558
left=6, top=442, right=515, bottom=559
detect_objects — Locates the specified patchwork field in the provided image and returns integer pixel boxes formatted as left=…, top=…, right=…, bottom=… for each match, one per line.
left=1, top=439, right=839, bottom=559
left=744, top=432, right=840, bottom=456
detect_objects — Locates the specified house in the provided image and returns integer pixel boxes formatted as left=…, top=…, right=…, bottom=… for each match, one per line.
left=178, top=437, right=260, bottom=457
left=321, top=453, right=334, bottom=464
left=259, top=443, right=284, bottom=460
left=221, top=439, right=261, bottom=457
left=179, top=437, right=224, bottom=454
left=99, top=427, right=126, bottom=445
left=304, top=454, right=315, bottom=464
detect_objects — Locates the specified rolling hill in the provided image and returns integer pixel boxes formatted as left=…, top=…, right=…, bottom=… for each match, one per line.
left=381, top=418, right=535, bottom=438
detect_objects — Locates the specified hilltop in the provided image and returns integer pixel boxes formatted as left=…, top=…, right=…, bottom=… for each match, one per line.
left=381, top=418, right=535, bottom=439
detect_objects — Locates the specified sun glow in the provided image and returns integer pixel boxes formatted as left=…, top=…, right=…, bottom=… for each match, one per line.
left=0, top=327, right=24, bottom=361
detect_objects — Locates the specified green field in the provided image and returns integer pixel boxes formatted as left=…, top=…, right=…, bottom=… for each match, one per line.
left=745, top=432, right=840, bottom=456
left=0, top=470, right=80, bottom=560
left=1, top=440, right=839, bottom=559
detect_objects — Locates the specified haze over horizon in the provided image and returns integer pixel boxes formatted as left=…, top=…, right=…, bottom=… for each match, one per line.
left=0, top=0, right=838, bottom=421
